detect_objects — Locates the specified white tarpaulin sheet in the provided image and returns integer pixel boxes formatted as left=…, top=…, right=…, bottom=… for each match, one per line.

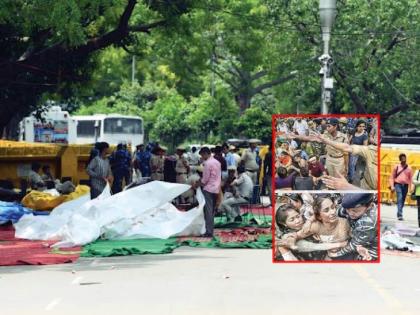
left=14, top=181, right=205, bottom=247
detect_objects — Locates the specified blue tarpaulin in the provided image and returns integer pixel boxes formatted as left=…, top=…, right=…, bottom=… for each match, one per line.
left=0, top=201, right=32, bottom=224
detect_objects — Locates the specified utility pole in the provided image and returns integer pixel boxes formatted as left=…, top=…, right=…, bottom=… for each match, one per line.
left=131, top=55, right=136, bottom=86
left=319, top=0, right=337, bottom=114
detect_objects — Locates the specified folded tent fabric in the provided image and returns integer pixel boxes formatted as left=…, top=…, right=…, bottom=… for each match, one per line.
left=14, top=181, right=206, bottom=247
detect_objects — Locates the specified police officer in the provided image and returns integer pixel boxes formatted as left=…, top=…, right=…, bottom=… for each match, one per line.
left=322, top=118, right=347, bottom=178
left=175, top=146, right=190, bottom=184
left=332, top=193, right=378, bottom=260
left=287, top=118, right=347, bottom=178
left=109, top=143, right=131, bottom=193
left=134, top=144, right=152, bottom=178
left=150, top=146, right=166, bottom=181
left=313, top=132, right=378, bottom=190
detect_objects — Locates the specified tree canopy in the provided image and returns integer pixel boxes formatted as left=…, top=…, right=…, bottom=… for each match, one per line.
left=1, top=0, right=419, bottom=142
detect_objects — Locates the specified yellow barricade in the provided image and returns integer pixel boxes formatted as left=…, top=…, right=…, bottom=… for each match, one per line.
left=380, top=147, right=420, bottom=206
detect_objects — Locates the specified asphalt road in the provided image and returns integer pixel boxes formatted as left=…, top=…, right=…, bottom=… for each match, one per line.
left=1, top=203, right=419, bottom=315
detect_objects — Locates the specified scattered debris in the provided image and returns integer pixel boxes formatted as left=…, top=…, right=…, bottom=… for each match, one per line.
left=79, top=282, right=102, bottom=286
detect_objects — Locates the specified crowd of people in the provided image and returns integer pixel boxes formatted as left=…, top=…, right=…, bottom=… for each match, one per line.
left=275, top=193, right=378, bottom=261
left=85, top=140, right=271, bottom=237
left=275, top=117, right=378, bottom=191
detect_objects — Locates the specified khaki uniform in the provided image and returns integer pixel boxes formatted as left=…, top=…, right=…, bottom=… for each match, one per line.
left=150, top=154, right=164, bottom=181
left=175, top=155, right=189, bottom=184
left=351, top=145, right=377, bottom=190
left=241, top=148, right=259, bottom=184
left=323, top=131, right=347, bottom=178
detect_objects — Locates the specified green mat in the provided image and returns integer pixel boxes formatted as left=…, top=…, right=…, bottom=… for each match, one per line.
left=214, top=213, right=272, bottom=228
left=82, top=235, right=272, bottom=257
left=82, top=238, right=181, bottom=257
left=180, top=234, right=272, bottom=250
left=81, top=213, right=272, bottom=258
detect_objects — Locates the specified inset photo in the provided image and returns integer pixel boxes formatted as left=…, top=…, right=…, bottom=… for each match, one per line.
left=273, top=115, right=379, bottom=191
left=274, top=192, right=379, bottom=262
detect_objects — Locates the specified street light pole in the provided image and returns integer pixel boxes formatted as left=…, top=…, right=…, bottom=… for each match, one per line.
left=319, top=0, right=337, bottom=114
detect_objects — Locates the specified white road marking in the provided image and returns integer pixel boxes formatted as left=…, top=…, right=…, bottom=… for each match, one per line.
left=45, top=298, right=62, bottom=311
left=71, top=276, right=84, bottom=285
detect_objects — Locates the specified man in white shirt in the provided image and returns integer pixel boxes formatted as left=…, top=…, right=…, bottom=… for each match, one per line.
left=220, top=166, right=253, bottom=222
left=240, top=139, right=260, bottom=184
left=187, top=146, right=200, bottom=167
left=293, top=118, right=309, bottom=136
left=277, top=119, right=289, bottom=133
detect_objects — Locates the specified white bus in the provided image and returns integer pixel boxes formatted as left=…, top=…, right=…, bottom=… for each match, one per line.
left=20, top=106, right=144, bottom=148
left=73, top=114, right=144, bottom=148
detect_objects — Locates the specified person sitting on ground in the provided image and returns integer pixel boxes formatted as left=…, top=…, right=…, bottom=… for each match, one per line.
left=292, top=167, right=314, bottom=190
left=28, top=162, right=46, bottom=190
left=222, top=165, right=237, bottom=196
left=290, top=152, right=307, bottom=173
left=220, top=166, right=253, bottom=222
left=41, top=165, right=54, bottom=181
left=308, top=155, right=327, bottom=190
left=182, top=174, right=201, bottom=209
left=275, top=167, right=296, bottom=190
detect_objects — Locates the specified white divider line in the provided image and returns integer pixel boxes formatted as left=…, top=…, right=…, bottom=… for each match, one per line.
left=45, top=298, right=62, bottom=311
left=71, top=276, right=84, bottom=285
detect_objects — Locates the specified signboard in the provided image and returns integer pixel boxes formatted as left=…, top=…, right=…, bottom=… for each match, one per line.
left=34, top=120, right=68, bottom=143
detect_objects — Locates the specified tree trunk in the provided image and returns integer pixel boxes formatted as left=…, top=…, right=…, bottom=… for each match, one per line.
left=236, top=93, right=251, bottom=115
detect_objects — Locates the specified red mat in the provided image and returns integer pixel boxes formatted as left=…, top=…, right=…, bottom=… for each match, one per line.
left=177, top=227, right=271, bottom=243
left=216, top=227, right=270, bottom=243
left=0, top=225, right=81, bottom=266
left=241, top=205, right=272, bottom=216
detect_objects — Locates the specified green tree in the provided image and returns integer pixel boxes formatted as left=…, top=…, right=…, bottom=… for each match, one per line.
left=0, top=0, right=196, bottom=136
left=151, top=0, right=311, bottom=113
left=265, top=0, right=420, bottom=125
left=235, top=105, right=272, bottom=143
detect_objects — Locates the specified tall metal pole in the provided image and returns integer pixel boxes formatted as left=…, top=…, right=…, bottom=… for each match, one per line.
left=131, top=55, right=136, bottom=86
left=319, top=0, right=337, bottom=114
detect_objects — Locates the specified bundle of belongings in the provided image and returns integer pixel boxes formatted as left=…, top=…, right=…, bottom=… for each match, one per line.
left=21, top=184, right=90, bottom=211
left=381, top=225, right=420, bottom=252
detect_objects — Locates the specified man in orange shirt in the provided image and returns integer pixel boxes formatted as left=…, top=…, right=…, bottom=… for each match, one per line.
left=389, top=153, right=413, bottom=220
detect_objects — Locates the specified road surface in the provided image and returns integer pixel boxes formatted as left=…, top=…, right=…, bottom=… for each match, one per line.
left=1, top=204, right=419, bottom=315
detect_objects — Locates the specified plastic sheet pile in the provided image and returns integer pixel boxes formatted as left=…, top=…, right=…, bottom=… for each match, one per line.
left=14, top=181, right=206, bottom=247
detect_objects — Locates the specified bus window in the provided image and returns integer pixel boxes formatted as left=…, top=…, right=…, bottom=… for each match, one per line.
left=104, top=118, right=142, bottom=134
left=77, top=120, right=100, bottom=137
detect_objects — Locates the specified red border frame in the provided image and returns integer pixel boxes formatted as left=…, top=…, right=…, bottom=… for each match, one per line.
left=271, top=113, right=381, bottom=264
